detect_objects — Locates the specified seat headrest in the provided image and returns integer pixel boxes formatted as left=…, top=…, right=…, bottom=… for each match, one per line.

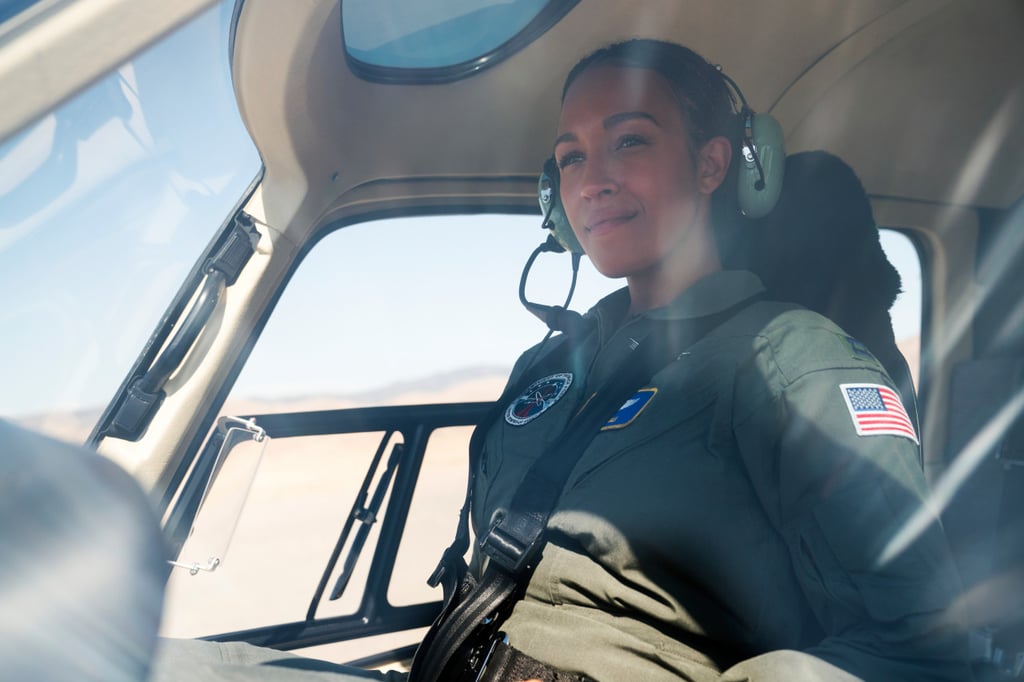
left=734, top=150, right=903, bottom=335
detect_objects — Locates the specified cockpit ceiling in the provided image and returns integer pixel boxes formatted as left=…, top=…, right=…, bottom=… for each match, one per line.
left=231, top=0, right=1024, bottom=225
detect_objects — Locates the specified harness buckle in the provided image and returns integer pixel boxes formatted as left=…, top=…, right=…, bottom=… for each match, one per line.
left=478, top=511, right=545, bottom=574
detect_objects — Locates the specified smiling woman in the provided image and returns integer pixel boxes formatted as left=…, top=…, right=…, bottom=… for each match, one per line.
left=150, top=36, right=965, bottom=682
left=435, top=39, right=970, bottom=682
left=554, top=62, right=727, bottom=311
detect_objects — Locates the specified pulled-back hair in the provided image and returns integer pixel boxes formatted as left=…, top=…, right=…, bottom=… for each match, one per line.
left=561, top=39, right=738, bottom=154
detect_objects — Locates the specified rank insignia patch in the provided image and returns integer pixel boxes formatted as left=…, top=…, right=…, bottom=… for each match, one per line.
left=845, top=335, right=875, bottom=361
left=602, top=388, right=657, bottom=430
left=505, top=373, right=573, bottom=426
left=840, top=383, right=918, bottom=444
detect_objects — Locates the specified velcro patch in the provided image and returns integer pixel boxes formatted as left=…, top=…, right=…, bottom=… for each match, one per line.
left=845, top=335, right=875, bottom=361
left=505, top=373, right=573, bottom=426
left=602, top=388, right=657, bottom=430
left=840, top=383, right=918, bottom=444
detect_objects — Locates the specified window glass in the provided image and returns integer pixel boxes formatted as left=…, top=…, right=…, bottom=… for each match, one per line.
left=167, top=216, right=923, bottom=643
left=0, top=0, right=40, bottom=25
left=342, top=0, right=575, bottom=79
left=224, top=219, right=922, bottom=412
left=161, top=214, right=615, bottom=640
left=0, top=0, right=261, bottom=443
left=162, top=430, right=391, bottom=636
left=224, top=214, right=618, bottom=413
left=388, top=425, right=474, bottom=608
left=879, top=229, right=923, bottom=387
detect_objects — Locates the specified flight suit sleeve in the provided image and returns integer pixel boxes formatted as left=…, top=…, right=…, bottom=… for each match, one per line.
left=723, top=325, right=972, bottom=681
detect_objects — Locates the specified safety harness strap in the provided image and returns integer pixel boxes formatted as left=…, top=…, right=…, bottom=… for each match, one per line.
left=413, top=299, right=758, bottom=681
left=427, top=334, right=577, bottom=604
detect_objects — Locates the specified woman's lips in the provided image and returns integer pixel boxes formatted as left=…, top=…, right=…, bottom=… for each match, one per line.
left=585, top=210, right=637, bottom=236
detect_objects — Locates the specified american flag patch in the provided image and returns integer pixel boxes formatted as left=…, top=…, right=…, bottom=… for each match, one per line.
left=840, top=383, right=918, bottom=444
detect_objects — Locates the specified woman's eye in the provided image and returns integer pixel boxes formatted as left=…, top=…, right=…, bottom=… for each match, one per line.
left=557, top=151, right=584, bottom=169
left=617, top=134, right=647, bottom=149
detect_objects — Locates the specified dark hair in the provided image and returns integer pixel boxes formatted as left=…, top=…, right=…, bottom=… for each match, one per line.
left=561, top=39, right=738, bottom=153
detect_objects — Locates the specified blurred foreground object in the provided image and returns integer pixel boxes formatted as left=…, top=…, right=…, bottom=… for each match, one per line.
left=0, top=420, right=168, bottom=681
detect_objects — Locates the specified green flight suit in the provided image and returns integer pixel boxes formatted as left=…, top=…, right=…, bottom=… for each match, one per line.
left=472, top=270, right=971, bottom=681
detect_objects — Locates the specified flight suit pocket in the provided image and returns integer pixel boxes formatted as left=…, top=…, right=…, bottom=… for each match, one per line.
left=569, top=380, right=720, bottom=489
left=477, top=381, right=581, bottom=518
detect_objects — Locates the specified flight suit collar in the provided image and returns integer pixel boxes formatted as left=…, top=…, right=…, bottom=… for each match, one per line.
left=645, top=269, right=766, bottom=321
left=586, top=269, right=766, bottom=339
left=575, top=270, right=766, bottom=387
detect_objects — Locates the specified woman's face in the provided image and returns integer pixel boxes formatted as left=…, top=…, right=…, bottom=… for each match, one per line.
left=554, top=65, right=725, bottom=282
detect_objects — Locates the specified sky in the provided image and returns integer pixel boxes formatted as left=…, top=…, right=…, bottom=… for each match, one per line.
left=0, top=0, right=922, bottom=421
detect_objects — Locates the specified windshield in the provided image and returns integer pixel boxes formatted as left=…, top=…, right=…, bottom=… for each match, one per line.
left=0, top=0, right=260, bottom=444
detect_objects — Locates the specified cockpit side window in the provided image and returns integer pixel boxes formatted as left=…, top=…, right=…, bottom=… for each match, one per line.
left=0, top=0, right=260, bottom=444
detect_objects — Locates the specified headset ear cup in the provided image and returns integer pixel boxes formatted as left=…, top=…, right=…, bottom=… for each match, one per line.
left=737, top=112, right=785, bottom=218
left=538, top=158, right=585, bottom=254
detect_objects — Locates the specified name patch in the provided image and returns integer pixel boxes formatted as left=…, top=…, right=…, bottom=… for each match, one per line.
left=505, top=373, right=573, bottom=426
left=602, top=388, right=657, bottom=430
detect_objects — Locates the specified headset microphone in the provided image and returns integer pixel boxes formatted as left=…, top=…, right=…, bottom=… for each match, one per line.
left=518, top=234, right=587, bottom=334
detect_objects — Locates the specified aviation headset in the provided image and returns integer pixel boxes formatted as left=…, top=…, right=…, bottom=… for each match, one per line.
left=537, top=67, right=785, bottom=254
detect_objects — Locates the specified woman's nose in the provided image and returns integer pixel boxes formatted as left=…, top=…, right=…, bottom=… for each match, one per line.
left=579, top=156, right=618, bottom=200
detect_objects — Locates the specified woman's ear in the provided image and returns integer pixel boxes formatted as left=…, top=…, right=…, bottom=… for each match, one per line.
left=697, top=136, right=732, bottom=195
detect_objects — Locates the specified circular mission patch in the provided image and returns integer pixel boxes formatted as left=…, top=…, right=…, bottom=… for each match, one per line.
left=504, top=373, right=573, bottom=426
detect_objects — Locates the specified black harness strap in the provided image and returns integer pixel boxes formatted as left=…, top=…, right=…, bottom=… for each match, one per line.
left=427, top=333, right=578, bottom=605
left=479, top=641, right=588, bottom=682
left=412, top=300, right=756, bottom=682
left=412, top=331, right=657, bottom=681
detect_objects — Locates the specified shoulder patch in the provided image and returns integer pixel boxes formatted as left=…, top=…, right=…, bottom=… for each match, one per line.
left=602, top=388, right=657, bottom=430
left=505, top=373, right=573, bottom=426
left=840, top=383, right=919, bottom=444
left=845, top=335, right=876, bottom=361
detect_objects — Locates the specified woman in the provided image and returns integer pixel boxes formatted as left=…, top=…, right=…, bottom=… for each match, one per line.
left=153, top=39, right=970, bottom=682
left=465, top=39, right=971, bottom=681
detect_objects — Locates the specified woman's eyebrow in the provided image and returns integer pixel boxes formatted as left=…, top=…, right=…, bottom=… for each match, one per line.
left=553, top=111, right=660, bottom=150
left=603, top=111, right=660, bottom=130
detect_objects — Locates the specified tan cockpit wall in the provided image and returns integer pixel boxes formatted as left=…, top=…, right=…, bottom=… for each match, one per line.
left=95, top=0, right=1023, bottom=498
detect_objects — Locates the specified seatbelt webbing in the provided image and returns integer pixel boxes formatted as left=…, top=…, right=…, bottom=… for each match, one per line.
left=413, top=330, right=662, bottom=681
left=427, top=334, right=576, bottom=603
left=413, top=300, right=757, bottom=681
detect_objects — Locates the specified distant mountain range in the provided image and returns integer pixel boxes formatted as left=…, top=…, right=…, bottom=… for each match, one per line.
left=10, top=335, right=920, bottom=447
left=11, top=365, right=512, bottom=446
left=223, top=364, right=510, bottom=414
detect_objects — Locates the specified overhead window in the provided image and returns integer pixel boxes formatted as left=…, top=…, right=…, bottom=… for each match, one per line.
left=0, top=0, right=40, bottom=25
left=342, top=0, right=577, bottom=83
